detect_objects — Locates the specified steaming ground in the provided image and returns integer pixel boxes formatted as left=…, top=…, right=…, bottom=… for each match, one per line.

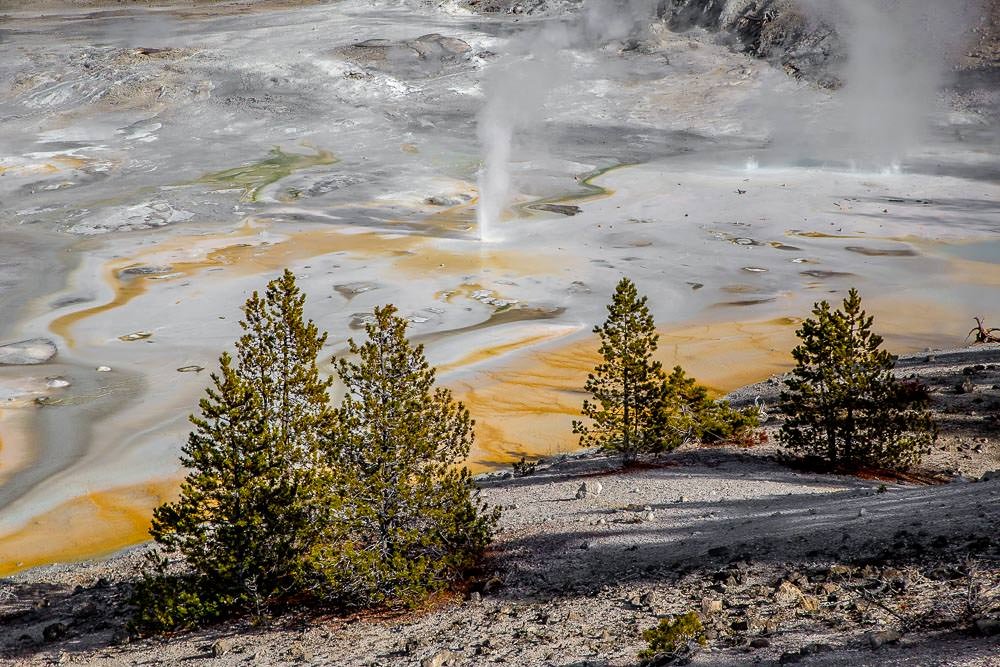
left=0, top=0, right=998, bottom=572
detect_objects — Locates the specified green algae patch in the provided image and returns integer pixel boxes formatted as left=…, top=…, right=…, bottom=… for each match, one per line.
left=197, top=146, right=337, bottom=202
left=517, top=162, right=631, bottom=218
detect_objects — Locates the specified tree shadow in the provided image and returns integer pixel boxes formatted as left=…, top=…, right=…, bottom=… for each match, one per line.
left=487, top=471, right=1000, bottom=600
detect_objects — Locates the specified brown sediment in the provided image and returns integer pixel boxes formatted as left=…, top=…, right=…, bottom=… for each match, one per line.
left=418, top=306, right=566, bottom=343
left=9, top=295, right=975, bottom=575
left=437, top=328, right=574, bottom=375
left=49, top=223, right=261, bottom=347
left=845, top=245, right=917, bottom=257
left=790, top=231, right=864, bottom=239
left=943, top=256, right=1000, bottom=287
left=50, top=223, right=564, bottom=347
left=716, top=297, right=779, bottom=307
left=458, top=290, right=974, bottom=469
left=721, top=284, right=768, bottom=294
left=454, top=317, right=805, bottom=467
left=0, top=478, right=179, bottom=577
left=0, top=409, right=35, bottom=488
left=800, top=270, right=855, bottom=279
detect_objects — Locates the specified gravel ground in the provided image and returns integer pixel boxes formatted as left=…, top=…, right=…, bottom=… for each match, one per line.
left=1, top=345, right=998, bottom=666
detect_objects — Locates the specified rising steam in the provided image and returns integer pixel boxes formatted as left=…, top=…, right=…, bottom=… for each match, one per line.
left=475, top=0, right=661, bottom=242
left=782, top=0, right=981, bottom=170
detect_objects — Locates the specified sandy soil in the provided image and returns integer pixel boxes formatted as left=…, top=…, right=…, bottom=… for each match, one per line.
left=1, top=345, right=998, bottom=666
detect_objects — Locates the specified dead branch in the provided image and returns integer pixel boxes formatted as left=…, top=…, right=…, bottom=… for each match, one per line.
left=967, top=317, right=1000, bottom=344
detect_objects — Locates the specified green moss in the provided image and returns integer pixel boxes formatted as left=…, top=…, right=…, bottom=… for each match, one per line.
left=197, top=146, right=337, bottom=202
left=514, top=162, right=632, bottom=216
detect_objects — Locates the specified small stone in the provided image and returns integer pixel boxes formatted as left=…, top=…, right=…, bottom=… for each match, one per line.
left=468, top=591, right=481, bottom=604
left=96, top=366, right=112, bottom=372
left=957, top=378, right=976, bottom=394
left=774, top=581, right=804, bottom=604
left=288, top=643, right=313, bottom=662
left=421, top=649, right=456, bottom=667
left=800, top=595, right=821, bottom=612
left=118, top=331, right=153, bottom=342
left=867, top=629, right=901, bottom=650
left=750, top=638, right=770, bottom=649
left=701, top=597, right=723, bottom=615
left=212, top=639, right=233, bottom=657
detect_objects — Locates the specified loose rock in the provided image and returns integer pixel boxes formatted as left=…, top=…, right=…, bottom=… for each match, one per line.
left=0, top=338, right=57, bottom=365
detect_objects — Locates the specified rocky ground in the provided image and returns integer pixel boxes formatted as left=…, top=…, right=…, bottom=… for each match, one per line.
left=1, top=344, right=998, bottom=666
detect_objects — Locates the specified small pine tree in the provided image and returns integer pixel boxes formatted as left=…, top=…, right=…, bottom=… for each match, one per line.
left=135, top=270, right=332, bottom=631
left=662, top=366, right=759, bottom=449
left=313, top=305, right=497, bottom=606
left=573, top=277, right=668, bottom=463
left=779, top=288, right=936, bottom=470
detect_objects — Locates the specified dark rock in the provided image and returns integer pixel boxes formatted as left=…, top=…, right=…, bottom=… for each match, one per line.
left=659, top=0, right=844, bottom=86
left=42, top=622, right=67, bottom=642
left=531, top=203, right=582, bottom=216
left=800, top=643, right=833, bottom=655
left=119, top=265, right=173, bottom=277
left=731, top=619, right=751, bottom=632
left=974, top=617, right=1000, bottom=636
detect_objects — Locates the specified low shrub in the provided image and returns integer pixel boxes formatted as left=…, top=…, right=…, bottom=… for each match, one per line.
left=639, top=611, right=707, bottom=664
left=661, top=366, right=760, bottom=449
left=512, top=457, right=538, bottom=477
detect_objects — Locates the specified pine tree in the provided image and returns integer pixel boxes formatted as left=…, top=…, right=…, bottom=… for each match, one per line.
left=779, top=288, right=936, bottom=470
left=573, top=278, right=668, bottom=463
left=137, top=270, right=333, bottom=630
left=313, top=305, right=497, bottom=606
left=661, top=366, right=759, bottom=449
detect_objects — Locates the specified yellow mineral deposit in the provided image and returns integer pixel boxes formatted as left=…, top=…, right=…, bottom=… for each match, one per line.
left=0, top=480, right=180, bottom=577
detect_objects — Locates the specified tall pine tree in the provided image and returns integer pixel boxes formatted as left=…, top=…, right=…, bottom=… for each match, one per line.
left=314, top=305, right=496, bottom=606
left=140, top=269, right=332, bottom=628
left=573, top=277, right=668, bottom=463
left=779, top=288, right=935, bottom=470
